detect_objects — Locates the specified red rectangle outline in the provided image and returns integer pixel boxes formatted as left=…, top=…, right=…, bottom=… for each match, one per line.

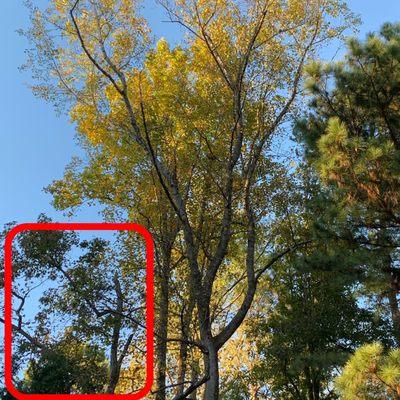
left=4, top=223, right=154, bottom=400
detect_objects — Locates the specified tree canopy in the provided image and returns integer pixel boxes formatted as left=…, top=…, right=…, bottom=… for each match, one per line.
left=2, top=2, right=400, bottom=400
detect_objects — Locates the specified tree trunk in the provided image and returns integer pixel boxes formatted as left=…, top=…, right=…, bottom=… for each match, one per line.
left=107, top=273, right=124, bottom=394
left=176, top=339, right=188, bottom=397
left=188, top=358, right=200, bottom=400
left=155, top=254, right=171, bottom=400
left=176, top=297, right=195, bottom=397
left=313, top=378, right=320, bottom=400
left=304, top=366, right=320, bottom=400
left=203, top=343, right=219, bottom=400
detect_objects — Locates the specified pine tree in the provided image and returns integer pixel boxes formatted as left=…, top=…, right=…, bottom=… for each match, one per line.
left=296, top=22, right=400, bottom=345
left=335, top=343, right=400, bottom=399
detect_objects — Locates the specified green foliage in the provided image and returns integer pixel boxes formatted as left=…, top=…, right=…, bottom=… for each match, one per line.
left=22, top=332, right=108, bottom=394
left=9, top=0, right=398, bottom=397
left=296, top=19, right=400, bottom=359
left=1, top=214, right=146, bottom=395
left=296, top=23, right=400, bottom=228
left=249, top=214, right=388, bottom=398
left=244, top=166, right=392, bottom=399
left=252, top=255, right=385, bottom=399
left=335, top=343, right=400, bottom=399
left=24, top=352, right=73, bottom=394
left=0, top=388, right=16, bottom=400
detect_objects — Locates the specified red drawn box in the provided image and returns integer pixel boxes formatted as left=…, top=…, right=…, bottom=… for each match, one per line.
left=3, top=223, right=154, bottom=400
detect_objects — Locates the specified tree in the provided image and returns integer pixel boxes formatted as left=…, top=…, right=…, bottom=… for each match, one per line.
left=295, top=22, right=400, bottom=345
left=23, top=1, right=356, bottom=397
left=243, top=170, right=390, bottom=400
left=335, top=343, right=400, bottom=400
left=22, top=332, right=108, bottom=394
left=0, top=215, right=146, bottom=394
left=252, top=245, right=388, bottom=400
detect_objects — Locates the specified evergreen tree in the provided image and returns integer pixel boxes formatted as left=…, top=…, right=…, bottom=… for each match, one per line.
left=296, top=22, right=400, bottom=345
left=335, top=343, right=400, bottom=399
left=249, top=172, right=390, bottom=400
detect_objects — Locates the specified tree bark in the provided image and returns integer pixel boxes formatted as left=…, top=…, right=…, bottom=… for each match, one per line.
left=176, top=298, right=195, bottom=397
left=155, top=215, right=180, bottom=399
left=176, top=340, right=188, bottom=397
left=155, top=224, right=179, bottom=400
left=188, top=358, right=200, bottom=400
left=155, top=265, right=170, bottom=400
left=203, top=342, right=219, bottom=400
left=107, top=272, right=124, bottom=394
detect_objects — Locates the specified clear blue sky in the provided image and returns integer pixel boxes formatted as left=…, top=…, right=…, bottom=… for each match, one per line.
left=0, top=0, right=399, bottom=227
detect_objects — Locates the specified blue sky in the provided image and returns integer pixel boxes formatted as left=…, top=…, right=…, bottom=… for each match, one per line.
left=0, top=0, right=399, bottom=227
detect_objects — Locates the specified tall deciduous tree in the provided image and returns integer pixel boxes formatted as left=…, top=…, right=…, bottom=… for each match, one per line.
left=23, top=1, right=355, bottom=398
